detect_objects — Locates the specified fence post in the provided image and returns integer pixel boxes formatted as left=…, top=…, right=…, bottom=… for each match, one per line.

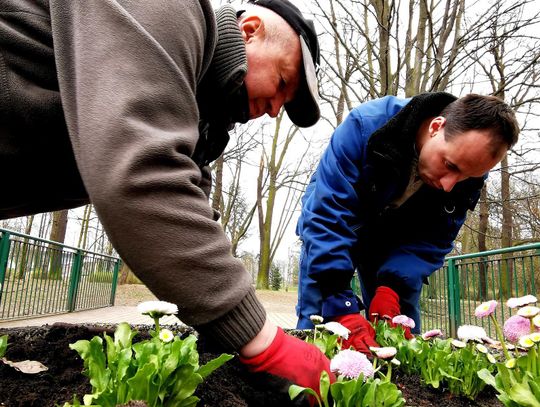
left=446, top=258, right=461, bottom=337
left=0, top=231, right=11, bottom=305
left=109, top=259, right=121, bottom=305
left=67, top=250, right=83, bottom=312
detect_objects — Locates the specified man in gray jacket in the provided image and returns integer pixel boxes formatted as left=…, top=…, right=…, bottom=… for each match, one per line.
left=0, top=0, right=331, bottom=393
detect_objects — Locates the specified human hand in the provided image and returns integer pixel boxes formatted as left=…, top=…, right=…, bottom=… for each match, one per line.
left=333, top=313, right=379, bottom=354
left=239, top=327, right=334, bottom=397
left=368, top=286, right=413, bottom=339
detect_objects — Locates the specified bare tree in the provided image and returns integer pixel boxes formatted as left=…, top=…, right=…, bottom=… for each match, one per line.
left=462, top=0, right=540, bottom=295
left=255, top=112, right=314, bottom=289
left=211, top=123, right=261, bottom=256
left=311, top=0, right=469, bottom=114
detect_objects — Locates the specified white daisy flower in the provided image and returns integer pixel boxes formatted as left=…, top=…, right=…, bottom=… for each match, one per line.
left=457, top=325, right=487, bottom=343
left=137, top=300, right=178, bottom=318
left=506, top=295, right=537, bottom=309
left=324, top=321, right=351, bottom=339
left=451, top=339, right=466, bottom=348
left=517, top=306, right=540, bottom=319
left=519, top=335, right=535, bottom=348
left=475, top=344, right=488, bottom=354
left=159, top=329, right=175, bottom=343
left=505, top=358, right=517, bottom=368
left=310, top=315, right=324, bottom=324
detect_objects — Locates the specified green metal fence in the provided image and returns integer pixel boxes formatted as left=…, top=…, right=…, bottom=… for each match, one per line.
left=421, top=243, right=540, bottom=338
left=0, top=228, right=121, bottom=320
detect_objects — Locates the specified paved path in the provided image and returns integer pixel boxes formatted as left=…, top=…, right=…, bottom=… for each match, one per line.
left=0, top=289, right=299, bottom=329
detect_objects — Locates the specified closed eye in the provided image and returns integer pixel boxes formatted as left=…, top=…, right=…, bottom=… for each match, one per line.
left=445, top=160, right=459, bottom=172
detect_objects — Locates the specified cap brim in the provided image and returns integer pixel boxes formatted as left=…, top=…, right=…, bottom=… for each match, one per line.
left=285, top=37, right=320, bottom=128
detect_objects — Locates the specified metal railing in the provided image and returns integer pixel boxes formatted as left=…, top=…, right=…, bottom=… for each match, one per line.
left=421, top=243, right=540, bottom=338
left=0, top=228, right=121, bottom=320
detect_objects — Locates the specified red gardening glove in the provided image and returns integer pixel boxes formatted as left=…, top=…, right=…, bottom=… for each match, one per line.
left=368, top=286, right=414, bottom=339
left=240, top=327, right=335, bottom=397
left=334, top=313, right=379, bottom=354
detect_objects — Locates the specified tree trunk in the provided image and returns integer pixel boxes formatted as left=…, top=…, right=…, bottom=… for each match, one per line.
left=212, top=156, right=224, bottom=213
left=118, top=262, right=131, bottom=285
left=256, top=154, right=269, bottom=289
left=17, top=216, right=34, bottom=279
left=48, top=210, right=69, bottom=279
left=78, top=204, right=92, bottom=250
left=500, top=154, right=513, bottom=298
left=477, top=185, right=488, bottom=300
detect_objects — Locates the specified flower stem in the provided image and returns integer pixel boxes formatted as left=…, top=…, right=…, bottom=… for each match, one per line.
left=490, top=314, right=510, bottom=360
left=153, top=316, right=161, bottom=335
left=386, top=363, right=392, bottom=382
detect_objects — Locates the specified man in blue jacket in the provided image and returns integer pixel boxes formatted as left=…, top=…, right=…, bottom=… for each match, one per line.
left=296, top=92, right=519, bottom=352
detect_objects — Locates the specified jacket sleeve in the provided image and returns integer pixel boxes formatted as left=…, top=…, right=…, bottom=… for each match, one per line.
left=49, top=0, right=265, bottom=350
left=300, top=110, right=368, bottom=317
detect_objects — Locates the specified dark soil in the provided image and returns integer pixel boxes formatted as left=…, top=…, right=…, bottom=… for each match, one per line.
left=0, top=324, right=503, bottom=407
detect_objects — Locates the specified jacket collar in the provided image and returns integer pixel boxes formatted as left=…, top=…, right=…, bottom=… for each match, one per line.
left=361, top=92, right=486, bottom=213
left=361, top=92, right=457, bottom=209
left=193, top=5, right=249, bottom=167
left=366, top=92, right=457, bottom=177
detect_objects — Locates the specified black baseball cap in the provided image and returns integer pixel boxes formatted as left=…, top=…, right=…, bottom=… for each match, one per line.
left=247, top=0, right=321, bottom=127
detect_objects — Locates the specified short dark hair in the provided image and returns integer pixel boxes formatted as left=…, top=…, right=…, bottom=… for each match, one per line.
left=441, top=94, right=520, bottom=154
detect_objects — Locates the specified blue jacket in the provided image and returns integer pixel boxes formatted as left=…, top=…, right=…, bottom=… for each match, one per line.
left=296, top=93, right=485, bottom=330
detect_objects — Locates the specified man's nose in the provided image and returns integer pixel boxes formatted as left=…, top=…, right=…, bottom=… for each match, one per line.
left=440, top=173, right=461, bottom=192
left=267, top=95, right=286, bottom=118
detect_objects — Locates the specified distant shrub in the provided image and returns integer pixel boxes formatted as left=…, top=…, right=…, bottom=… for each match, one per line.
left=31, top=268, right=62, bottom=280
left=88, top=271, right=113, bottom=283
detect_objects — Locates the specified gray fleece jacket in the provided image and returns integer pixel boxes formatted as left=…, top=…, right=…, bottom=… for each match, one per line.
left=0, top=0, right=266, bottom=350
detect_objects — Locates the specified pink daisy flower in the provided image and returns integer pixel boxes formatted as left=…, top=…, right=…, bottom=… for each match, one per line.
left=475, top=300, right=498, bottom=318
left=421, top=329, right=443, bottom=340
left=503, top=315, right=532, bottom=343
left=369, top=346, right=397, bottom=359
left=392, top=315, right=415, bottom=329
left=481, top=336, right=500, bottom=346
left=330, top=349, right=374, bottom=380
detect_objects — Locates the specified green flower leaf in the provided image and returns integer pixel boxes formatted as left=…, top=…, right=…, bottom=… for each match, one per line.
left=166, top=368, right=203, bottom=406
left=0, top=335, right=8, bottom=358
left=507, top=381, right=540, bottom=407
left=115, top=322, right=136, bottom=348
left=478, top=368, right=497, bottom=388
left=126, top=362, right=158, bottom=401
left=67, top=326, right=231, bottom=406
left=289, top=384, right=320, bottom=405
left=197, top=353, right=234, bottom=379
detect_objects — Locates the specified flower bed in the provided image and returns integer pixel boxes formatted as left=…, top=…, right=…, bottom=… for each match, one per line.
left=0, top=322, right=501, bottom=407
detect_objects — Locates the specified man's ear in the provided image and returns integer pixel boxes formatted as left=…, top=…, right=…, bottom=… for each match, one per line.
left=239, top=15, right=264, bottom=43
left=429, top=116, right=446, bottom=137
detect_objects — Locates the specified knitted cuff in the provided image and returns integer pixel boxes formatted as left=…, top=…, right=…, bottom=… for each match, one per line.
left=195, top=287, right=266, bottom=351
left=238, top=327, right=284, bottom=367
